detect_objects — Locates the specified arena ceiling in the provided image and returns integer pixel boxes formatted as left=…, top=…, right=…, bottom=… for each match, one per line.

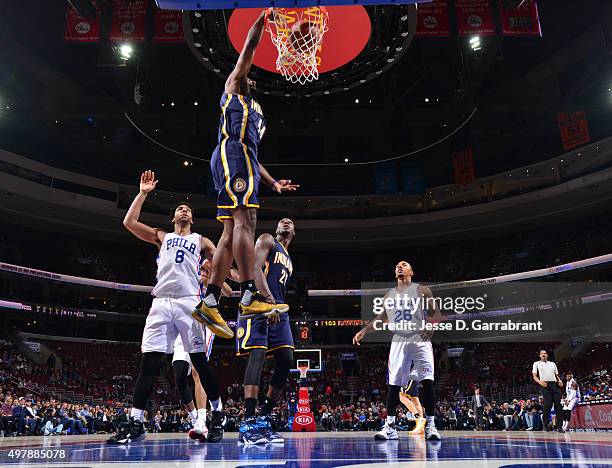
left=0, top=0, right=611, bottom=193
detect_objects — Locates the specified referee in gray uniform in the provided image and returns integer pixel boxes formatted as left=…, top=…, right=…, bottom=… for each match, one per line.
left=532, top=349, right=565, bottom=433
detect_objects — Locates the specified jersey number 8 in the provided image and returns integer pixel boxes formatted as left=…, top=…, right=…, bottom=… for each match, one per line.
left=175, top=250, right=185, bottom=264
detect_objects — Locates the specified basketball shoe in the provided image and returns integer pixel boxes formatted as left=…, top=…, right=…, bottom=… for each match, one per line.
left=239, top=292, right=289, bottom=318
left=238, top=417, right=266, bottom=445
left=107, top=418, right=146, bottom=445
left=257, top=415, right=284, bottom=443
left=188, top=417, right=208, bottom=441
left=409, top=417, right=426, bottom=436
left=192, top=302, right=234, bottom=339
left=425, top=424, right=441, bottom=441
left=375, top=421, right=399, bottom=440
left=206, top=411, right=226, bottom=443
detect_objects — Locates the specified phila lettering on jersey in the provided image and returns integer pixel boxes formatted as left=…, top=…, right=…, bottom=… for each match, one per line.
left=152, top=232, right=202, bottom=298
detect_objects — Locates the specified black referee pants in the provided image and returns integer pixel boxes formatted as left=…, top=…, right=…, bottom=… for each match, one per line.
left=542, top=382, right=563, bottom=429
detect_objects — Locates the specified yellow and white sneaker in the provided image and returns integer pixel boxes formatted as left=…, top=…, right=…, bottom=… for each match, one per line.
left=239, top=293, right=289, bottom=318
left=409, top=417, right=426, bottom=436
left=192, top=301, right=234, bottom=339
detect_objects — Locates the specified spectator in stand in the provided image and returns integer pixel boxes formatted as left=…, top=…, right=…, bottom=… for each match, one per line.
left=446, top=406, right=457, bottom=429
left=1, top=396, right=15, bottom=436
left=12, top=397, right=28, bottom=435
left=79, top=404, right=95, bottom=434
left=24, top=399, right=39, bottom=434
left=42, top=407, right=63, bottom=436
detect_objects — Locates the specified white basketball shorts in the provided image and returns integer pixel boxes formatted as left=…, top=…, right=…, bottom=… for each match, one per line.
left=141, top=296, right=207, bottom=354
left=387, top=340, right=434, bottom=386
left=171, top=327, right=215, bottom=374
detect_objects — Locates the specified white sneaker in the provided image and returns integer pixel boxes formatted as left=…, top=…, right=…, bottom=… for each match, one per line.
left=425, top=424, right=441, bottom=441
left=188, top=418, right=208, bottom=441
left=375, top=422, right=399, bottom=440
left=526, top=427, right=533, bottom=431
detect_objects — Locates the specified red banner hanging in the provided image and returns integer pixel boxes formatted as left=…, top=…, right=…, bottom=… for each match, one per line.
left=110, top=0, right=148, bottom=43
left=558, top=112, right=591, bottom=151
left=456, top=0, right=496, bottom=36
left=500, top=0, right=542, bottom=37
left=415, top=1, right=451, bottom=37
left=452, top=146, right=476, bottom=186
left=64, top=2, right=100, bottom=43
left=153, top=8, right=184, bottom=43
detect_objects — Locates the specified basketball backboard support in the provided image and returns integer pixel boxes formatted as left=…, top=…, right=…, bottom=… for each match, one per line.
left=157, top=0, right=431, bottom=10
left=290, top=349, right=322, bottom=373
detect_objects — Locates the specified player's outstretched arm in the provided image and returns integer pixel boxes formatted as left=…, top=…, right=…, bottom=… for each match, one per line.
left=253, top=233, right=276, bottom=302
left=123, top=170, right=165, bottom=245
left=259, top=162, right=300, bottom=193
left=226, top=9, right=269, bottom=94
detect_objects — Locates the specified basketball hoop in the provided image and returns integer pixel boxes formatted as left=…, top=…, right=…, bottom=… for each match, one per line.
left=266, top=7, right=329, bottom=85
left=297, top=362, right=309, bottom=380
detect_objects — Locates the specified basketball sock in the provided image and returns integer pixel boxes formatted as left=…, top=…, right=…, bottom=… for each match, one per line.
left=240, top=281, right=257, bottom=306
left=386, top=415, right=396, bottom=425
left=210, top=398, right=222, bottom=412
left=426, top=415, right=436, bottom=427
left=189, top=409, right=197, bottom=424
left=197, top=408, right=206, bottom=421
left=203, top=284, right=222, bottom=307
left=245, top=398, right=258, bottom=418
left=386, top=385, right=401, bottom=416
left=260, top=397, right=274, bottom=416
left=130, top=408, right=144, bottom=422
left=421, top=379, right=436, bottom=417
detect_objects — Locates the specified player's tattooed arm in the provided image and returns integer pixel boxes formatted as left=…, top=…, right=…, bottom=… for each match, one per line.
left=259, top=162, right=300, bottom=193
left=123, top=170, right=165, bottom=245
left=253, top=233, right=276, bottom=303
left=226, top=9, right=269, bottom=93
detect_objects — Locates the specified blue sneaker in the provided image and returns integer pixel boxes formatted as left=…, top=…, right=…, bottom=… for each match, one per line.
left=238, top=417, right=266, bottom=445
left=257, top=416, right=284, bottom=443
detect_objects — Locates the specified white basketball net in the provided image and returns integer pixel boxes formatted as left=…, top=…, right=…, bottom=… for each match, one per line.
left=266, top=7, right=329, bottom=85
left=298, top=364, right=309, bottom=379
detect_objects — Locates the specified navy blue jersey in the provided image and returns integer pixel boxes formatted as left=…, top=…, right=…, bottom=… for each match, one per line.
left=218, top=92, right=266, bottom=157
left=264, top=239, right=293, bottom=304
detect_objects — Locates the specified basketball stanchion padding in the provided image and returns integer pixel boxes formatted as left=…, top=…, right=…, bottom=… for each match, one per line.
left=293, top=362, right=316, bottom=432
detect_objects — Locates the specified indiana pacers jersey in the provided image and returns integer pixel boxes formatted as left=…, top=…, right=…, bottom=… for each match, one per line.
left=264, top=239, right=293, bottom=303
left=384, top=282, right=426, bottom=342
left=218, top=92, right=266, bottom=156
left=152, top=232, right=202, bottom=298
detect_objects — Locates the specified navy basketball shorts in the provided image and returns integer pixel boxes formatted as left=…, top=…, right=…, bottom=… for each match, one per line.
left=211, top=140, right=261, bottom=222
left=235, top=313, right=294, bottom=356
left=400, top=380, right=420, bottom=398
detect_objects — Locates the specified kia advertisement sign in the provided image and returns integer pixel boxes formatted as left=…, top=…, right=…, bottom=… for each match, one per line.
left=295, top=415, right=314, bottom=425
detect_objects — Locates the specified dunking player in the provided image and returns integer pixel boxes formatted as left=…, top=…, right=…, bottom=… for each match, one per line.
left=236, top=218, right=295, bottom=445
left=353, top=261, right=442, bottom=441
left=172, top=260, right=234, bottom=441
left=193, top=9, right=298, bottom=338
left=107, top=171, right=224, bottom=444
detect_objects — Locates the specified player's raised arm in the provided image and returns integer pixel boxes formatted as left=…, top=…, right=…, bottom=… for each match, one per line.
left=253, top=233, right=276, bottom=302
left=123, top=170, right=165, bottom=245
left=226, top=9, right=269, bottom=94
left=259, top=162, right=300, bottom=193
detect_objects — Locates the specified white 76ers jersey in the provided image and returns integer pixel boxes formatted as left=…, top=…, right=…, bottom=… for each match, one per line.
left=384, top=282, right=426, bottom=343
left=152, top=232, right=202, bottom=298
